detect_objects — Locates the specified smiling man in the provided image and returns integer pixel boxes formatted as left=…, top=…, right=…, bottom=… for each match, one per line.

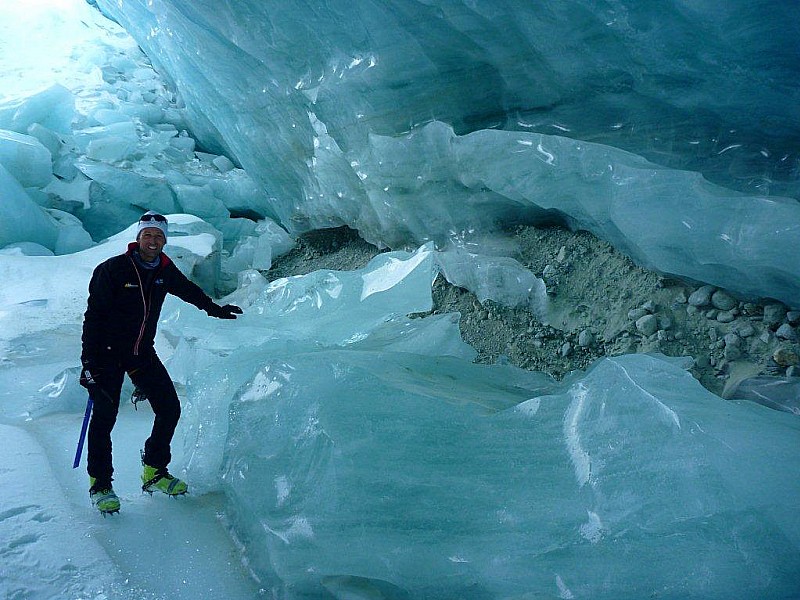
left=79, top=211, right=242, bottom=515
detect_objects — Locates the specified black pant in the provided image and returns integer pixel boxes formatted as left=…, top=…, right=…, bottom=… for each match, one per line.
left=87, top=352, right=180, bottom=485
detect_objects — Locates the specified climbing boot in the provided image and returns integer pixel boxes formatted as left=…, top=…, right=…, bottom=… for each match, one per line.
left=141, top=463, right=188, bottom=496
left=89, top=477, right=120, bottom=515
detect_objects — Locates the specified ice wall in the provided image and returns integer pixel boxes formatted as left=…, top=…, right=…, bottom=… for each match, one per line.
left=223, top=353, right=800, bottom=599
left=159, top=245, right=800, bottom=599
left=91, top=0, right=800, bottom=307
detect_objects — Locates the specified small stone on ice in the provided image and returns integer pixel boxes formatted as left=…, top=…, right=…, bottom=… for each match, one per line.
left=688, top=285, right=716, bottom=307
left=711, top=290, right=736, bottom=311
left=775, top=323, right=797, bottom=341
left=636, top=314, right=659, bottom=336
left=773, top=347, right=800, bottom=367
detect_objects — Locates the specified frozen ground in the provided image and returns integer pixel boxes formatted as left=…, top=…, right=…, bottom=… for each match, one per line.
left=1, top=412, right=260, bottom=600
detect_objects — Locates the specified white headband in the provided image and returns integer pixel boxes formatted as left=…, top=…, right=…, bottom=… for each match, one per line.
left=136, top=212, right=168, bottom=241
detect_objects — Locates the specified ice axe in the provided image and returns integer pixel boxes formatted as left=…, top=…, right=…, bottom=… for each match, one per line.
left=72, top=396, right=93, bottom=469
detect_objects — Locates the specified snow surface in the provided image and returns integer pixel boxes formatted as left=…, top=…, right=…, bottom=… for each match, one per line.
left=0, top=420, right=259, bottom=599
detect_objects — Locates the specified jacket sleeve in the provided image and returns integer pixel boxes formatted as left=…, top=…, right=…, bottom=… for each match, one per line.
left=81, top=261, right=114, bottom=363
left=167, top=264, right=215, bottom=312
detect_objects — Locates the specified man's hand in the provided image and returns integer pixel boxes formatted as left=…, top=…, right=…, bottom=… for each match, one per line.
left=205, top=303, right=243, bottom=320
left=79, top=359, right=102, bottom=389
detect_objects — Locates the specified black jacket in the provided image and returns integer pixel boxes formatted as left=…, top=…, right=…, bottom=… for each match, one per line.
left=81, top=242, right=214, bottom=363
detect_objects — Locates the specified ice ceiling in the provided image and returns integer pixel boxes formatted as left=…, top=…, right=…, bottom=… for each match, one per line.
left=91, top=0, right=800, bottom=306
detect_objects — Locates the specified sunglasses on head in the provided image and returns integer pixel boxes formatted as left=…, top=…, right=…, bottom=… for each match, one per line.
left=140, top=213, right=167, bottom=223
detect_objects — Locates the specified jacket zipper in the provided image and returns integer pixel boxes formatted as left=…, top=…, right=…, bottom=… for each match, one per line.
left=130, top=257, right=148, bottom=356
left=130, top=256, right=164, bottom=356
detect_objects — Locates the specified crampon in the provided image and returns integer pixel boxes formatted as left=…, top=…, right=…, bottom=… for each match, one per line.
left=141, top=461, right=188, bottom=497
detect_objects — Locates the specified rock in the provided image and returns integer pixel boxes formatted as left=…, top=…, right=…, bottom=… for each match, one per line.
left=711, top=290, right=736, bottom=311
left=788, top=366, right=799, bottom=378
left=542, top=264, right=556, bottom=278
left=775, top=323, right=797, bottom=341
left=773, top=347, right=800, bottom=367
left=686, top=305, right=698, bottom=316
left=674, top=289, right=688, bottom=304
left=635, top=314, right=659, bottom=337
left=723, top=333, right=741, bottom=347
left=733, top=322, right=755, bottom=338
left=556, top=246, right=567, bottom=263
left=787, top=311, right=800, bottom=326
left=695, top=354, right=711, bottom=369
left=763, top=303, right=787, bottom=329
left=688, top=285, right=716, bottom=307
left=741, top=303, right=760, bottom=316
left=658, top=316, right=672, bottom=330
left=578, top=330, right=594, bottom=347
left=716, top=310, right=735, bottom=323
left=628, top=307, right=649, bottom=321
left=724, top=344, right=742, bottom=361
left=642, top=300, right=657, bottom=313
left=560, top=342, right=572, bottom=357
left=705, top=309, right=718, bottom=320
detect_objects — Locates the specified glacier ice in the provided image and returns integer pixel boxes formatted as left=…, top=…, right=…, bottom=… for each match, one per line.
left=0, top=129, right=53, bottom=188
left=0, top=163, right=59, bottom=251
left=448, top=124, right=800, bottom=306
left=1, top=1, right=799, bottom=597
left=219, top=340, right=800, bottom=598
left=147, top=241, right=800, bottom=598
left=92, top=0, right=800, bottom=197
left=173, top=184, right=228, bottom=221
left=729, top=376, right=800, bottom=415
left=76, top=161, right=178, bottom=215
left=166, top=246, right=444, bottom=492
left=0, top=84, right=76, bottom=135
left=222, top=218, right=294, bottom=283
left=92, top=0, right=800, bottom=308
left=48, top=208, right=94, bottom=255
left=435, top=247, right=547, bottom=318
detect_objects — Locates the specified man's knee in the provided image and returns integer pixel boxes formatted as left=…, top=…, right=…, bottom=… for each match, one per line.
left=134, top=361, right=180, bottom=416
left=145, top=384, right=181, bottom=422
left=157, top=398, right=181, bottom=423
left=90, top=390, right=119, bottom=424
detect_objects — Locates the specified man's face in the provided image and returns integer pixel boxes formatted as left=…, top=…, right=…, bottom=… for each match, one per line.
left=137, top=227, right=166, bottom=262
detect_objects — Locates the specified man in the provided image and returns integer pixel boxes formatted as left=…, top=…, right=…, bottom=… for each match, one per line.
left=80, top=212, right=242, bottom=515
